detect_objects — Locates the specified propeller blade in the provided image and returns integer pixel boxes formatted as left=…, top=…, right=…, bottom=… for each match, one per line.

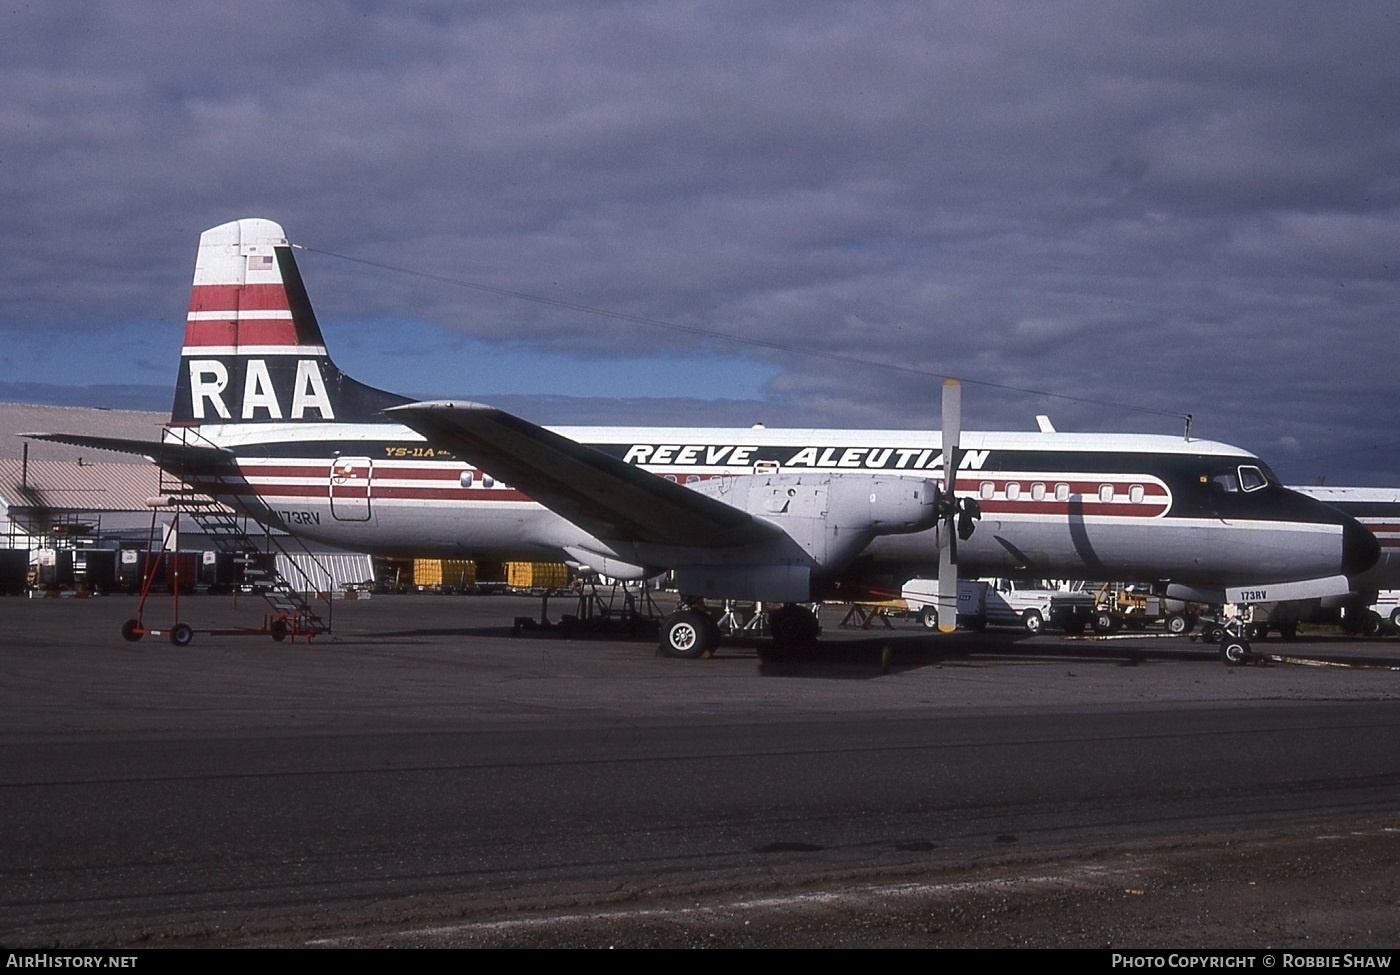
left=957, top=497, right=982, bottom=541
left=942, top=379, right=961, bottom=487
left=936, top=379, right=961, bottom=633
left=937, top=523, right=957, bottom=632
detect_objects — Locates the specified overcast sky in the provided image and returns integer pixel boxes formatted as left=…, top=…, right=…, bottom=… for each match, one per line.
left=2, top=1, right=1398, bottom=484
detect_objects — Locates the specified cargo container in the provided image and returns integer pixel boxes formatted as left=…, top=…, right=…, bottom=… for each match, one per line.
left=117, top=549, right=197, bottom=594
left=57, top=548, right=117, bottom=593
left=413, top=558, right=477, bottom=591
left=505, top=561, right=569, bottom=590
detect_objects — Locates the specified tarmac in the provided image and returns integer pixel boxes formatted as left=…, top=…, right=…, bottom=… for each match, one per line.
left=3, top=591, right=1399, bottom=947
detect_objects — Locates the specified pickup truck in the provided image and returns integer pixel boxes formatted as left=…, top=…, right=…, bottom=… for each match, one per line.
left=1342, top=590, right=1400, bottom=637
left=902, top=577, right=1095, bottom=634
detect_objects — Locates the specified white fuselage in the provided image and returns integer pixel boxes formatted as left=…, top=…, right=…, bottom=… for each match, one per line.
left=174, top=418, right=1369, bottom=592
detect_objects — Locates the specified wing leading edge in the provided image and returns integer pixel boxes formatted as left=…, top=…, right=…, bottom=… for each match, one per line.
left=388, top=401, right=781, bottom=549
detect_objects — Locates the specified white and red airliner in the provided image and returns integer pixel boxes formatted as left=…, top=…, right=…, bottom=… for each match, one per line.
left=29, top=219, right=1381, bottom=657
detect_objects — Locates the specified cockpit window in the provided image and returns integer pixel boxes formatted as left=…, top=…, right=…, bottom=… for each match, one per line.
left=1238, top=465, right=1268, bottom=493
left=1208, top=463, right=1276, bottom=494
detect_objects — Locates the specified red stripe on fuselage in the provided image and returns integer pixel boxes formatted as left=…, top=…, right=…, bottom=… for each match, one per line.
left=221, top=461, right=1175, bottom=515
left=976, top=500, right=1169, bottom=517
left=216, top=481, right=1164, bottom=512
left=373, top=486, right=530, bottom=501
left=968, top=478, right=1167, bottom=494
left=211, top=482, right=532, bottom=503
left=205, top=458, right=1184, bottom=524
left=238, top=463, right=467, bottom=479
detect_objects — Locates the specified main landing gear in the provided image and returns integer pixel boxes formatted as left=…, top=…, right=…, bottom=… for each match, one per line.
left=657, top=602, right=822, bottom=658
left=767, top=604, right=821, bottom=650
left=659, top=607, right=721, bottom=659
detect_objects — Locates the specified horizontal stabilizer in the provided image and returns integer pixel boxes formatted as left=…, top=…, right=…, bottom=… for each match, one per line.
left=21, top=432, right=230, bottom=472
left=389, top=401, right=781, bottom=549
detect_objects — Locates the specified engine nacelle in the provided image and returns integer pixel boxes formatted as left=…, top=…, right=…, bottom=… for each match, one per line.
left=660, top=473, right=940, bottom=601
left=570, top=473, right=941, bottom=603
left=693, top=471, right=939, bottom=540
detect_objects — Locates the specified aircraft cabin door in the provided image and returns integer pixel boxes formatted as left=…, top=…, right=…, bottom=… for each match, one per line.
left=329, top=456, right=373, bottom=521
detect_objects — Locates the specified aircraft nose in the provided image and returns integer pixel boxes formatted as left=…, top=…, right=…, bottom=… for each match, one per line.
left=1342, top=517, right=1381, bottom=577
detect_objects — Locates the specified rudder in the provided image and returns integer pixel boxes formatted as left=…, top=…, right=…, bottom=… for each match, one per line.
left=171, top=218, right=407, bottom=425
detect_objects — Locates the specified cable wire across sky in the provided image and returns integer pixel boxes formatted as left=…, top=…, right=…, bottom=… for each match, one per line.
left=296, top=243, right=1193, bottom=427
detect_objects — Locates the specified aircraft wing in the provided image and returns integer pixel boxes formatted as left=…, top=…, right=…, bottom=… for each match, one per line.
left=20, top=433, right=231, bottom=473
left=389, top=401, right=781, bottom=549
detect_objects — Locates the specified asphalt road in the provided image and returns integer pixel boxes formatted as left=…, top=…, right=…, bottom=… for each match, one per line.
left=2, top=593, right=1399, bottom=947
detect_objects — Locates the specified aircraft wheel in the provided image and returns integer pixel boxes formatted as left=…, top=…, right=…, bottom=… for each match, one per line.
left=1023, top=609, right=1045, bottom=634
left=1164, top=612, right=1191, bottom=635
left=1202, top=623, right=1226, bottom=644
left=170, top=623, right=193, bottom=647
left=1363, top=611, right=1384, bottom=638
left=1091, top=612, right=1117, bottom=634
left=919, top=606, right=939, bottom=629
left=1219, top=639, right=1250, bottom=666
left=769, top=605, right=819, bottom=650
left=659, top=611, right=709, bottom=659
left=120, top=619, right=143, bottom=642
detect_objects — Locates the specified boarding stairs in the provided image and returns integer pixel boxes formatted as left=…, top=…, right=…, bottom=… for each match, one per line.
left=157, top=426, right=332, bottom=638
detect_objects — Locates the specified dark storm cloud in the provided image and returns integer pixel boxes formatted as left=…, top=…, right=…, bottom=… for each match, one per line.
left=1, top=1, right=1398, bottom=482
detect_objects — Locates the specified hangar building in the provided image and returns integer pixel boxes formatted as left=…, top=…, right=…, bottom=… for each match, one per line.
left=0, top=402, right=372, bottom=593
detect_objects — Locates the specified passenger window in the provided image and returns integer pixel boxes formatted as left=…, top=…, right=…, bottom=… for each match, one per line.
left=979, top=481, right=995, bottom=500
left=482, top=475, right=494, bottom=489
left=664, top=474, right=678, bottom=483
left=685, top=474, right=700, bottom=485
left=460, top=471, right=474, bottom=488
left=1031, top=482, right=1046, bottom=501
left=1129, top=484, right=1144, bottom=504
left=1055, top=483, right=1070, bottom=501
left=1005, top=482, right=1021, bottom=501
left=1099, top=484, right=1114, bottom=502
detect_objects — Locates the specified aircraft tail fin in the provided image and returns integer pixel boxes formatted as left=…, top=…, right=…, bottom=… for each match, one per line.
left=171, top=218, right=409, bottom=425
